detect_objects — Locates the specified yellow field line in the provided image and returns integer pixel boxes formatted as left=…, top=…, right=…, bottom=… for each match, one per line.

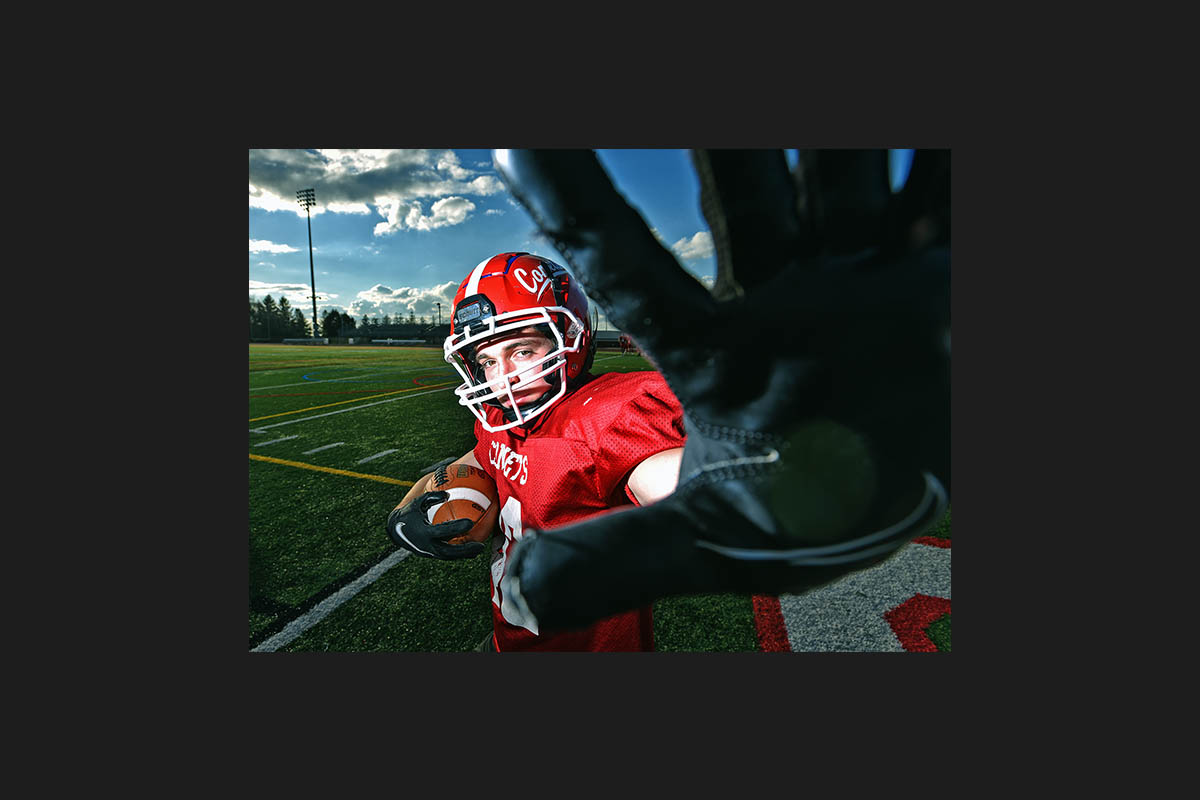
left=248, top=380, right=457, bottom=422
left=249, top=453, right=415, bottom=487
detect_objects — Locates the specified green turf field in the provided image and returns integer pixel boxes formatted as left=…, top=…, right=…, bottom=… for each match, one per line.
left=249, top=343, right=950, bottom=652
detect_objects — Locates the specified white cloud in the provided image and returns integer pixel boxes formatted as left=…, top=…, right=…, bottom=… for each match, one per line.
left=647, top=227, right=714, bottom=263
left=249, top=183, right=309, bottom=215
left=249, top=238, right=299, bottom=254
left=248, top=150, right=504, bottom=231
left=319, top=149, right=402, bottom=175
left=485, top=208, right=504, bottom=216
left=436, top=153, right=473, bottom=180
left=373, top=196, right=477, bottom=236
left=348, top=281, right=458, bottom=321
left=468, top=175, right=504, bottom=194
left=325, top=201, right=371, bottom=214
left=671, top=231, right=714, bottom=262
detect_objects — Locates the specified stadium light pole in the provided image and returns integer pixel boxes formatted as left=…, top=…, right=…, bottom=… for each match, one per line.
left=435, top=301, right=442, bottom=326
left=297, top=188, right=318, bottom=339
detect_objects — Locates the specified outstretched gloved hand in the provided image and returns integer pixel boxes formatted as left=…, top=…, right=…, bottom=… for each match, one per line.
left=493, top=148, right=950, bottom=632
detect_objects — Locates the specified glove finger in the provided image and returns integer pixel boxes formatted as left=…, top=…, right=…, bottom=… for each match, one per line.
left=492, top=148, right=716, bottom=354
left=795, top=149, right=892, bottom=256
left=417, top=491, right=450, bottom=513
left=432, top=539, right=486, bottom=560
left=690, top=149, right=805, bottom=299
left=430, top=517, right=475, bottom=541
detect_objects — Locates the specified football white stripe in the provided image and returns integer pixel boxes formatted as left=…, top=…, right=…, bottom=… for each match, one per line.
left=443, top=487, right=492, bottom=508
left=425, top=486, right=493, bottom=523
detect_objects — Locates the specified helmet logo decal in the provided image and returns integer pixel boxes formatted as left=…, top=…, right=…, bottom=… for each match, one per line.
left=513, top=265, right=552, bottom=301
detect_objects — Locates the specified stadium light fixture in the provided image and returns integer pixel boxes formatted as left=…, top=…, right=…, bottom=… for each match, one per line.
left=297, top=188, right=318, bottom=339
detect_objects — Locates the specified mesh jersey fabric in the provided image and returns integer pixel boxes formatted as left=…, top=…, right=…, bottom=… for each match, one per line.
left=472, top=370, right=686, bottom=651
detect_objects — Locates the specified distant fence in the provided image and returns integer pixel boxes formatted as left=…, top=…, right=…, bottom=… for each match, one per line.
left=282, top=338, right=329, bottom=345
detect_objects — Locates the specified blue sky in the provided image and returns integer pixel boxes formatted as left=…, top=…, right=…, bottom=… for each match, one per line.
left=248, top=149, right=914, bottom=331
left=248, top=149, right=721, bottom=332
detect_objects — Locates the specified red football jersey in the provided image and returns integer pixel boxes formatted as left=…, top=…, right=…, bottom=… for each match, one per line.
left=472, top=370, right=686, bottom=652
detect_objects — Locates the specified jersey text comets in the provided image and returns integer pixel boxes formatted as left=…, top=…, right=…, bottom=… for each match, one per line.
left=488, top=440, right=529, bottom=485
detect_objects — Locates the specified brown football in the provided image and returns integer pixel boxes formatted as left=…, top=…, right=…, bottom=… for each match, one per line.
left=426, top=463, right=500, bottom=544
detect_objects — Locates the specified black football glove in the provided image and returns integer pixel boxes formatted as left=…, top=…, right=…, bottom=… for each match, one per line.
left=386, top=492, right=485, bottom=560
left=491, top=148, right=950, bottom=632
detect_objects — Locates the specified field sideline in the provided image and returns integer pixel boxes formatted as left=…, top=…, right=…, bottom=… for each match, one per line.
left=249, top=343, right=951, bottom=652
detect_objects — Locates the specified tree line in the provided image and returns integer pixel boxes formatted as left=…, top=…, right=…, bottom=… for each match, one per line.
left=250, top=295, right=448, bottom=340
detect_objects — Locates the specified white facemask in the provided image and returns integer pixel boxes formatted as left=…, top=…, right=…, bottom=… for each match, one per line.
left=444, top=305, right=586, bottom=433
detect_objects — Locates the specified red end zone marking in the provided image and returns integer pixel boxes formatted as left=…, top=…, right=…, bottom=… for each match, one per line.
left=913, top=535, right=951, bottom=548
left=752, top=595, right=791, bottom=652
left=884, top=594, right=951, bottom=652
left=412, top=374, right=446, bottom=386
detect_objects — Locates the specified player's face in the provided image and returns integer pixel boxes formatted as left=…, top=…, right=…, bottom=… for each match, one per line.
left=474, top=327, right=555, bottom=408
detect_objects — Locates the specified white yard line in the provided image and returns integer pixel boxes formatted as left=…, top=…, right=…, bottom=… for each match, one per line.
left=251, top=549, right=412, bottom=653
left=249, top=364, right=454, bottom=391
left=302, top=442, right=345, bottom=455
left=248, top=385, right=454, bottom=432
left=253, top=435, right=300, bottom=447
left=357, top=449, right=399, bottom=464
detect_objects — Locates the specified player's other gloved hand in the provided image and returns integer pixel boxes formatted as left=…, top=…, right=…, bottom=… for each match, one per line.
left=386, top=492, right=484, bottom=560
left=492, top=148, right=950, bottom=632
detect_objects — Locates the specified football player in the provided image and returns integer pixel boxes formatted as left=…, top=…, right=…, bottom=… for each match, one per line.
left=386, top=252, right=685, bottom=651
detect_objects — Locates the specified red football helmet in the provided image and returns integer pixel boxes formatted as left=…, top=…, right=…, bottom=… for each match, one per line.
left=444, top=252, right=595, bottom=432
